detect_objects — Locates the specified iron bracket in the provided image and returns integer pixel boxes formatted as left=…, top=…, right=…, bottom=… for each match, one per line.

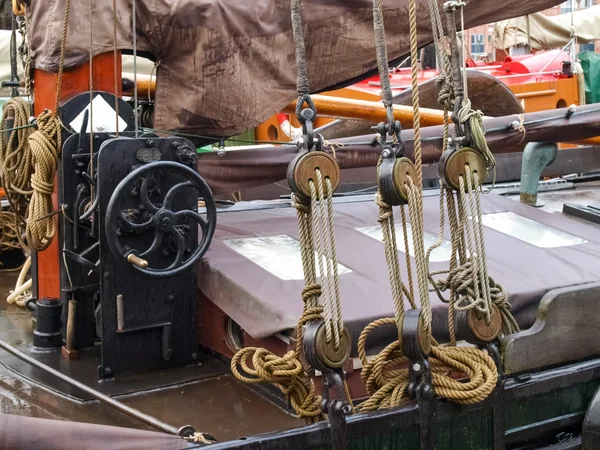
left=402, top=309, right=435, bottom=450
left=484, top=343, right=506, bottom=450
left=321, top=369, right=351, bottom=450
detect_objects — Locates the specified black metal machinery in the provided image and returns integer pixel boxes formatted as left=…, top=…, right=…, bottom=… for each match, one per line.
left=57, top=91, right=217, bottom=379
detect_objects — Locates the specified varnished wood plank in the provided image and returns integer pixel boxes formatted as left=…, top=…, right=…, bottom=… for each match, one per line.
left=501, top=283, right=600, bottom=375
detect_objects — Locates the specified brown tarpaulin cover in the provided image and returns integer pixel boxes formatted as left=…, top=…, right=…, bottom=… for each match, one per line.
left=0, top=413, right=193, bottom=450
left=198, top=193, right=600, bottom=352
left=29, top=0, right=562, bottom=137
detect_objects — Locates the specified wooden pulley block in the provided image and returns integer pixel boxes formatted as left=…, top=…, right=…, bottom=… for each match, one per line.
left=286, top=151, right=340, bottom=200
left=314, top=322, right=351, bottom=369
left=400, top=309, right=431, bottom=358
left=466, top=304, right=503, bottom=342
left=439, top=147, right=487, bottom=191
left=392, top=157, right=418, bottom=203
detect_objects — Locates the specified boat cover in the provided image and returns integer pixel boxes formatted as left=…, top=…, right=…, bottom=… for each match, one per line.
left=29, top=0, right=563, bottom=137
left=492, top=6, right=600, bottom=50
left=0, top=413, right=193, bottom=450
left=198, top=193, right=600, bottom=353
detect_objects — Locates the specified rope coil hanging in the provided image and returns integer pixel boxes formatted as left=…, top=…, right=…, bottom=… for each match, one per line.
left=0, top=0, right=71, bottom=252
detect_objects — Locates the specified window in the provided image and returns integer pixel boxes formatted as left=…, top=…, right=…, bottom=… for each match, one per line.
left=471, top=34, right=484, bottom=55
left=580, top=0, right=594, bottom=8
left=580, top=42, right=596, bottom=52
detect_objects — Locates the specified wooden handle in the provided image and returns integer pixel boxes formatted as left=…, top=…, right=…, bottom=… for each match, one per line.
left=127, top=253, right=149, bottom=269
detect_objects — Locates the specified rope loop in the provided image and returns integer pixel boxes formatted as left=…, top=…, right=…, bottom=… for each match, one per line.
left=295, top=94, right=317, bottom=124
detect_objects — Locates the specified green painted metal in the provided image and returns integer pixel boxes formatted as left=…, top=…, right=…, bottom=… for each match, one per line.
left=307, top=380, right=599, bottom=449
left=579, top=51, right=600, bottom=105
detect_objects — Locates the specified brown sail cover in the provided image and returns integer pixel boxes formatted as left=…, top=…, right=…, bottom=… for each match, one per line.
left=29, top=0, right=562, bottom=137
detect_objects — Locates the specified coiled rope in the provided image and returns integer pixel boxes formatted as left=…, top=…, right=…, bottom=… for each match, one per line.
left=0, top=0, right=71, bottom=253
left=0, top=97, right=34, bottom=224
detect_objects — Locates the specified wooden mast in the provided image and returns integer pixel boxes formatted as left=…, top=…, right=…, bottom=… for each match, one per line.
left=33, top=53, right=121, bottom=299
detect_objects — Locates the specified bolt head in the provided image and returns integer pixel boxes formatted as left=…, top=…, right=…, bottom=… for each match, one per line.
left=412, top=363, right=422, bottom=372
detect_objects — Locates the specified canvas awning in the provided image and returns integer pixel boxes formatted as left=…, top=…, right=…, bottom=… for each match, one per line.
left=492, top=5, right=600, bottom=50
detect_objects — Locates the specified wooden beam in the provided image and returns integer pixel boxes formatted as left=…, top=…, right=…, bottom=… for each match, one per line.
left=282, top=94, right=448, bottom=128
left=33, top=52, right=121, bottom=299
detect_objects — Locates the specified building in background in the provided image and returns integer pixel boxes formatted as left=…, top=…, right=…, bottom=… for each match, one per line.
left=464, top=0, right=598, bottom=62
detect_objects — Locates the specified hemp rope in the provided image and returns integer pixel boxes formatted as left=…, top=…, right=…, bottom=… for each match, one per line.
left=356, top=0, right=508, bottom=412
left=232, top=0, right=352, bottom=422
left=0, top=97, right=34, bottom=225
left=231, top=195, right=325, bottom=424
left=232, top=177, right=350, bottom=423
left=0, top=0, right=71, bottom=252
left=426, top=3, right=518, bottom=339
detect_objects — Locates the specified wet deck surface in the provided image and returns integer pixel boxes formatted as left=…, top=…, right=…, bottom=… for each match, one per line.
left=0, top=273, right=302, bottom=442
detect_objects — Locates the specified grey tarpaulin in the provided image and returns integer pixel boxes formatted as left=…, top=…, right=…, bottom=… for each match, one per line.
left=198, top=193, right=600, bottom=354
left=28, top=0, right=563, bottom=137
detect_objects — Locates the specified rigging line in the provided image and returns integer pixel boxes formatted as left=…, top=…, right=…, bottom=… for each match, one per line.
left=459, top=3, right=467, bottom=101
left=113, top=0, right=120, bottom=137
left=133, top=0, right=139, bottom=138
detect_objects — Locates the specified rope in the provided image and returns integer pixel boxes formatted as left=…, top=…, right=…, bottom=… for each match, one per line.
left=7, top=255, right=31, bottom=306
left=372, top=0, right=394, bottom=126
left=291, top=0, right=309, bottom=97
left=233, top=0, right=351, bottom=423
left=355, top=319, right=498, bottom=412
left=231, top=194, right=326, bottom=424
left=356, top=0, right=513, bottom=413
left=0, top=97, right=34, bottom=223
left=26, top=110, right=61, bottom=250
left=0, top=0, right=71, bottom=252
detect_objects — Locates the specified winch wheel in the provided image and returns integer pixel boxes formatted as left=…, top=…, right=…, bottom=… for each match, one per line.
left=105, top=161, right=216, bottom=278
